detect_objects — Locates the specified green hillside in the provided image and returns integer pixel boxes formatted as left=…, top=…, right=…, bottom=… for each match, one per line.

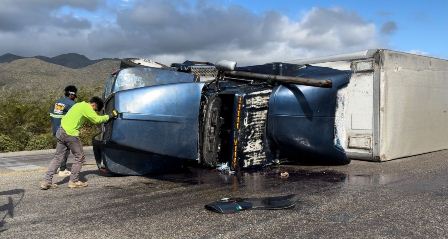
left=0, top=58, right=120, bottom=152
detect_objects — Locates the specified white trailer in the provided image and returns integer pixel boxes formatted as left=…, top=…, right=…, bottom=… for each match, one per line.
left=288, top=49, right=448, bottom=161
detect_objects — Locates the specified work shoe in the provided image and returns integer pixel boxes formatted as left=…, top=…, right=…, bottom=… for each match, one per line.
left=40, top=181, right=58, bottom=190
left=68, top=181, right=88, bottom=189
left=58, top=169, right=71, bottom=177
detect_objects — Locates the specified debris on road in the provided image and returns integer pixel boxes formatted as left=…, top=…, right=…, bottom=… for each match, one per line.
left=205, top=194, right=297, bottom=214
left=216, top=163, right=235, bottom=174
left=280, top=171, right=289, bottom=178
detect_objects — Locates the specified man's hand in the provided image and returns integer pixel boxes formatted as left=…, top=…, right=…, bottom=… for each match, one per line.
left=108, top=110, right=118, bottom=120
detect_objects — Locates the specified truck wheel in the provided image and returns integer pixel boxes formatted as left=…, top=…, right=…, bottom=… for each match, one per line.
left=201, top=96, right=222, bottom=167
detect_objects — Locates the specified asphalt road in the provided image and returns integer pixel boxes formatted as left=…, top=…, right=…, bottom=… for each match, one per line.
left=1, top=149, right=448, bottom=238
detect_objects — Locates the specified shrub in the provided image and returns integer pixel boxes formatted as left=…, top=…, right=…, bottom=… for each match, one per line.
left=0, top=134, right=21, bottom=152
left=24, top=133, right=55, bottom=151
left=79, top=124, right=102, bottom=146
left=0, top=87, right=104, bottom=152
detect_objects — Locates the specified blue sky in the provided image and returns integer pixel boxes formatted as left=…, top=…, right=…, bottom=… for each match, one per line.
left=0, top=0, right=446, bottom=64
left=217, top=0, right=448, bottom=58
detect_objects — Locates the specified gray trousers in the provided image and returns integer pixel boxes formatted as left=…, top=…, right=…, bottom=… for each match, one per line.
left=56, top=136, right=70, bottom=171
left=52, top=125, right=70, bottom=171
left=44, top=127, right=85, bottom=183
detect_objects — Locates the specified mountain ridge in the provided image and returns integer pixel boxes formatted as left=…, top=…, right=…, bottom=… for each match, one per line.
left=0, top=52, right=119, bottom=69
left=0, top=58, right=120, bottom=100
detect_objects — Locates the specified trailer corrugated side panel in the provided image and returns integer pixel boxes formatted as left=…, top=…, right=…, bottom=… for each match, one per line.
left=379, top=50, right=448, bottom=161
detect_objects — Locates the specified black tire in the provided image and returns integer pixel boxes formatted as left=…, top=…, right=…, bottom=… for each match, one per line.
left=201, top=96, right=222, bottom=167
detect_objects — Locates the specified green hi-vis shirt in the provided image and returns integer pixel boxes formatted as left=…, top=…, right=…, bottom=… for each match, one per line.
left=61, top=101, right=110, bottom=137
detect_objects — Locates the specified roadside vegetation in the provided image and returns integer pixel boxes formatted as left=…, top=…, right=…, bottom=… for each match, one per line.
left=0, top=58, right=119, bottom=153
left=0, top=87, right=104, bottom=152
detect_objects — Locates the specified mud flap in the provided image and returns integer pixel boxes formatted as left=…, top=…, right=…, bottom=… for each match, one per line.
left=205, top=194, right=297, bottom=214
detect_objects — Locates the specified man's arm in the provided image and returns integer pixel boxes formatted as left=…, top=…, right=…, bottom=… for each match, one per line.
left=82, top=104, right=110, bottom=124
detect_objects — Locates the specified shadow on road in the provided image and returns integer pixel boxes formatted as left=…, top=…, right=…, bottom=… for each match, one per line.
left=54, top=169, right=102, bottom=185
left=0, top=189, right=25, bottom=232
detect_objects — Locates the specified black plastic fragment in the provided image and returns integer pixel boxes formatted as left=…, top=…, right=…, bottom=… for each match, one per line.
left=205, top=198, right=252, bottom=214
left=205, top=194, right=297, bottom=214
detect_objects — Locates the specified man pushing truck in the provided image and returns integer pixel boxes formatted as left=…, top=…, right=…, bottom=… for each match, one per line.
left=41, top=96, right=117, bottom=190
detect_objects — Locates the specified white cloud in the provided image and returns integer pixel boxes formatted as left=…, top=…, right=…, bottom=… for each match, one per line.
left=0, top=1, right=383, bottom=65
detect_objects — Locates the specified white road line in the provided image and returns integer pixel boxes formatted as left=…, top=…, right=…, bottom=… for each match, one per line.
left=0, top=158, right=44, bottom=171
left=0, top=158, right=21, bottom=163
left=5, top=165, right=44, bottom=171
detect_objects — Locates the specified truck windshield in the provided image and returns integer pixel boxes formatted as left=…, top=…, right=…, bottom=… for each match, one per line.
left=113, top=67, right=195, bottom=93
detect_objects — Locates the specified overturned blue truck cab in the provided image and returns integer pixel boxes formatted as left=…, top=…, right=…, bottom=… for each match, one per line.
left=93, top=59, right=351, bottom=175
